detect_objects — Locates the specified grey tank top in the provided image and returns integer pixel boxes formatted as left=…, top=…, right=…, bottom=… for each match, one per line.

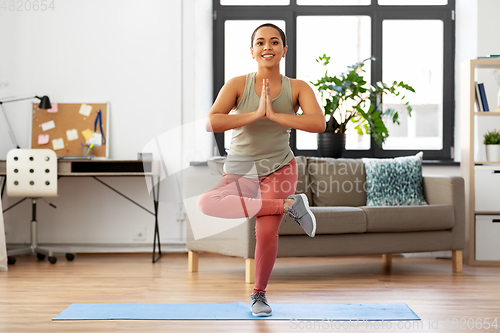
left=224, top=72, right=295, bottom=177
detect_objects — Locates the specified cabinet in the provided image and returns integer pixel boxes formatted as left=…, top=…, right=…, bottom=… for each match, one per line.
left=461, top=59, right=500, bottom=266
left=474, top=165, right=500, bottom=211
left=475, top=215, right=500, bottom=261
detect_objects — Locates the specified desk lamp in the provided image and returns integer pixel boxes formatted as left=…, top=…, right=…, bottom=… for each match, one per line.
left=0, top=95, right=51, bottom=148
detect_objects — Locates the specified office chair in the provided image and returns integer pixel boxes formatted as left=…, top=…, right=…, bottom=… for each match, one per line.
left=5, top=149, right=75, bottom=264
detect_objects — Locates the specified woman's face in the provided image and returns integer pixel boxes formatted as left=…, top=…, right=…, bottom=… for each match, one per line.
left=250, top=27, right=287, bottom=67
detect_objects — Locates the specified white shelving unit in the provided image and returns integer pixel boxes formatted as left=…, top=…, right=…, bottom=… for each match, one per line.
left=461, top=58, right=500, bottom=266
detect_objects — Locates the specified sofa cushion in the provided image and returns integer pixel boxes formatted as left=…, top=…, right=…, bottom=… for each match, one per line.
left=307, top=157, right=366, bottom=207
left=279, top=206, right=367, bottom=235
left=362, top=152, right=428, bottom=206
left=295, top=156, right=313, bottom=204
left=362, top=204, right=455, bottom=232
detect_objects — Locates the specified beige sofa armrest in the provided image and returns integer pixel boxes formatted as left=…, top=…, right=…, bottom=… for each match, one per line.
left=184, top=173, right=256, bottom=258
left=186, top=217, right=256, bottom=258
left=422, top=176, right=465, bottom=250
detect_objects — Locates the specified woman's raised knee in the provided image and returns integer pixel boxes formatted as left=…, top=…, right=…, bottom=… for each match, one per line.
left=198, top=191, right=224, bottom=216
left=197, top=193, right=211, bottom=215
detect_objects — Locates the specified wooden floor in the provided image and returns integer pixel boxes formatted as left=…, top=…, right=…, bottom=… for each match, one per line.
left=0, top=252, right=499, bottom=333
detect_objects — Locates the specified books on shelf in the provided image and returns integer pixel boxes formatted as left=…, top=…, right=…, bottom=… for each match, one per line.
left=475, top=82, right=483, bottom=112
left=475, top=82, right=490, bottom=112
left=479, top=83, right=489, bottom=111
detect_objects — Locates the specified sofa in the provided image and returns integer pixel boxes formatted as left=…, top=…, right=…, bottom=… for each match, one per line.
left=186, top=156, right=465, bottom=283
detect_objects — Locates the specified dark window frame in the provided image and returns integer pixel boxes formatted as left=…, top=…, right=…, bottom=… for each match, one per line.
left=212, top=0, right=455, bottom=160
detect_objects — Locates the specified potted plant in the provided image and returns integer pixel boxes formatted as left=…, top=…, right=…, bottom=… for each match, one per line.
left=310, top=54, right=415, bottom=157
left=483, top=129, right=500, bottom=162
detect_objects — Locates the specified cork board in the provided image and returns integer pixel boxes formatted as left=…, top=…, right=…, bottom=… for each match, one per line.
left=30, top=103, right=109, bottom=158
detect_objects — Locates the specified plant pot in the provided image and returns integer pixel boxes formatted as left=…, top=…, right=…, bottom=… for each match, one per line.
left=317, top=132, right=346, bottom=158
left=486, top=144, right=500, bottom=162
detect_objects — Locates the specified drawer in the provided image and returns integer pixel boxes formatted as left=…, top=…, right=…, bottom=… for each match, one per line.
left=475, top=215, right=500, bottom=261
left=475, top=166, right=500, bottom=211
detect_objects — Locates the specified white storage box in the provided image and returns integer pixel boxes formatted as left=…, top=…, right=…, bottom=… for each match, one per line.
left=475, top=165, right=500, bottom=211
left=475, top=215, right=500, bottom=261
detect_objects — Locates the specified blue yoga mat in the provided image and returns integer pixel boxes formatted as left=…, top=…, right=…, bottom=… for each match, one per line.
left=53, top=302, right=420, bottom=321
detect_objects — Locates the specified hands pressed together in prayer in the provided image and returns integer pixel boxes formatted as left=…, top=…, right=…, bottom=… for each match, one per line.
left=255, top=79, right=277, bottom=121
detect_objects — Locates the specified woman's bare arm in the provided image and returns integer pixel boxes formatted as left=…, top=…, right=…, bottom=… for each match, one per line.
left=266, top=80, right=326, bottom=133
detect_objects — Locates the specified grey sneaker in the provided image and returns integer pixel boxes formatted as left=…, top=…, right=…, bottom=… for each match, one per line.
left=286, top=194, right=316, bottom=237
left=249, top=291, right=272, bottom=317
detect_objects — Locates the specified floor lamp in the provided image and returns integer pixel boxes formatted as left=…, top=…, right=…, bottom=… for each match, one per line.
left=0, top=95, right=51, bottom=148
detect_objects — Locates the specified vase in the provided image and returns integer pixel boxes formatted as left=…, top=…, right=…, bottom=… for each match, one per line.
left=317, top=132, right=346, bottom=158
left=485, top=144, right=500, bottom=162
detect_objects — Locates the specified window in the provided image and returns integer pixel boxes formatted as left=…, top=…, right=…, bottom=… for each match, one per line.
left=297, top=0, right=370, bottom=4
left=296, top=15, right=372, bottom=151
left=382, top=20, right=444, bottom=151
left=213, top=0, right=455, bottom=160
left=221, top=0, right=289, bottom=5
left=378, top=0, right=447, bottom=5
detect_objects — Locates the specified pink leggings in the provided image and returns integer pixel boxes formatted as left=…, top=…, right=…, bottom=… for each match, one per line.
left=197, top=158, right=298, bottom=294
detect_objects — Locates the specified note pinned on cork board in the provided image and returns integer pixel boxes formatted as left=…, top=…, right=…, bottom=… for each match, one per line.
left=38, top=134, right=49, bottom=145
left=81, top=128, right=93, bottom=141
left=66, top=129, right=79, bottom=141
left=47, top=103, right=58, bottom=113
left=41, top=120, right=55, bottom=131
left=78, top=103, right=92, bottom=117
left=52, top=138, right=64, bottom=150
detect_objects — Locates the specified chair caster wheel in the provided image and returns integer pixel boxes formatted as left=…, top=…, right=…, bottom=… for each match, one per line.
left=7, top=256, right=16, bottom=265
left=37, top=253, right=46, bottom=260
left=66, top=253, right=75, bottom=261
left=48, top=256, right=57, bottom=264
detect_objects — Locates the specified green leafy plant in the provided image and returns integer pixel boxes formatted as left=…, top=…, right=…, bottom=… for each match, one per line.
left=310, top=54, right=415, bottom=147
left=483, top=129, right=500, bottom=145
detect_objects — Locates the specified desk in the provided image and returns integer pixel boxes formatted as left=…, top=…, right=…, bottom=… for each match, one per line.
left=0, top=159, right=161, bottom=263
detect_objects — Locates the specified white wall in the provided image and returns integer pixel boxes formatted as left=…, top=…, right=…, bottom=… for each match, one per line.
left=455, top=0, right=478, bottom=163
left=0, top=0, right=214, bottom=252
left=477, top=0, right=500, bottom=110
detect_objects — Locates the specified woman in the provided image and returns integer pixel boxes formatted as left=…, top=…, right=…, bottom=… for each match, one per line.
left=198, top=23, right=325, bottom=317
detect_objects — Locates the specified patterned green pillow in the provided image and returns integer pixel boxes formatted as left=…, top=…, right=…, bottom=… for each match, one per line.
left=362, top=152, right=428, bottom=206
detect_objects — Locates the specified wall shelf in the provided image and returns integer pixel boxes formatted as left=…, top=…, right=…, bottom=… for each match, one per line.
left=475, top=112, right=500, bottom=116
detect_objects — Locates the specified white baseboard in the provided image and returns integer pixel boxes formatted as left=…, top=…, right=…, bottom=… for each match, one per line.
left=6, top=243, right=187, bottom=254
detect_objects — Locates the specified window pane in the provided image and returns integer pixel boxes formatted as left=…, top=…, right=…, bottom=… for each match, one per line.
left=221, top=0, right=289, bottom=5
left=379, top=0, right=447, bottom=5
left=296, top=15, right=371, bottom=151
left=298, top=0, right=370, bottom=4
left=224, top=20, right=286, bottom=151
left=382, top=20, right=443, bottom=150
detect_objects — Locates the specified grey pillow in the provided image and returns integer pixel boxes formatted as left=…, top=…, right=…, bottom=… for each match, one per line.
left=295, top=156, right=313, bottom=204
left=307, top=157, right=366, bottom=207
left=362, top=152, right=428, bottom=206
